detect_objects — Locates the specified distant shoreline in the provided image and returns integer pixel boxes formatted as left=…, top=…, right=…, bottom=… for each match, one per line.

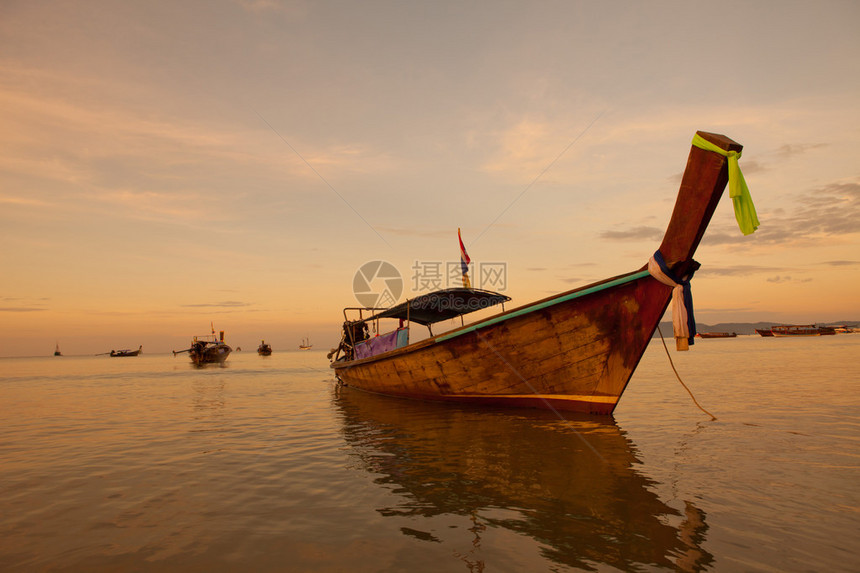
left=655, top=320, right=858, bottom=337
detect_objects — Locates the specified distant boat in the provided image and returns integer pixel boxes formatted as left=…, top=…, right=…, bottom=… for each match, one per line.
left=110, top=345, right=142, bottom=357
left=697, top=332, right=737, bottom=339
left=174, top=326, right=232, bottom=365
left=771, top=324, right=836, bottom=337
left=53, top=343, right=62, bottom=356
left=257, top=340, right=272, bottom=356
left=299, top=337, right=313, bottom=350
left=755, top=328, right=774, bottom=337
left=329, top=131, right=756, bottom=414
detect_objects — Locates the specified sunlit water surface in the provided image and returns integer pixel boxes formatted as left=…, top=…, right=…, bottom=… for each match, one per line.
left=1, top=336, right=858, bottom=572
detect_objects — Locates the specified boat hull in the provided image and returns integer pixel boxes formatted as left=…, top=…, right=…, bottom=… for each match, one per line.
left=771, top=332, right=819, bottom=337
left=334, top=270, right=671, bottom=414
left=190, top=344, right=232, bottom=365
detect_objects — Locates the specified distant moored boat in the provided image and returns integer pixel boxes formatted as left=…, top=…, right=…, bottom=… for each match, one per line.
left=110, top=345, right=142, bottom=357
left=771, top=324, right=836, bottom=337
left=174, top=326, right=232, bottom=365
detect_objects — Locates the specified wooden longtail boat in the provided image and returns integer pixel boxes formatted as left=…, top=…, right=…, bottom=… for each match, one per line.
left=330, top=131, right=745, bottom=414
left=697, top=332, right=737, bottom=339
left=771, top=324, right=836, bottom=337
left=110, top=345, right=142, bottom=357
left=257, top=340, right=273, bottom=355
left=174, top=328, right=232, bottom=365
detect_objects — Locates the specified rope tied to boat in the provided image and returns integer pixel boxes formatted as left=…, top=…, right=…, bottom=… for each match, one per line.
left=691, top=133, right=760, bottom=235
left=656, top=326, right=717, bottom=420
left=648, top=250, right=696, bottom=350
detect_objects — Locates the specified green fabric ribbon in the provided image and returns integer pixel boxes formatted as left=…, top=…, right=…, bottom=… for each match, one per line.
left=692, top=133, right=760, bottom=235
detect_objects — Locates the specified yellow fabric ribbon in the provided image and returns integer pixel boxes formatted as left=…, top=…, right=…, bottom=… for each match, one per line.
left=692, top=133, right=760, bottom=235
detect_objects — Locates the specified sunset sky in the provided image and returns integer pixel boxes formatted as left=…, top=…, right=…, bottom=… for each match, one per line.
left=2, top=1, right=858, bottom=357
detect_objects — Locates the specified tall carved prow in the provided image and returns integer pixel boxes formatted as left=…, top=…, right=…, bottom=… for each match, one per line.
left=658, top=131, right=742, bottom=277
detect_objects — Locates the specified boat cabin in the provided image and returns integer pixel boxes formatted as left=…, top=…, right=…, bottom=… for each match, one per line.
left=333, top=288, right=510, bottom=362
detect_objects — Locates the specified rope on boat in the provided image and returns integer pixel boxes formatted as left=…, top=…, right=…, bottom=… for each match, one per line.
left=648, top=251, right=697, bottom=349
left=656, top=326, right=717, bottom=421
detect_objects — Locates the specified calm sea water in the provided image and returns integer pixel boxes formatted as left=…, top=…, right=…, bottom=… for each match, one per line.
left=1, top=336, right=858, bottom=572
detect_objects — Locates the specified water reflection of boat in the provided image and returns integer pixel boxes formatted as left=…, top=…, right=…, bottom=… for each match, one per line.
left=333, top=387, right=712, bottom=571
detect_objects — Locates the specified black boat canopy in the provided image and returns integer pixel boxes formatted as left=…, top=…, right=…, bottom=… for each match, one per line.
left=367, top=288, right=511, bottom=326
